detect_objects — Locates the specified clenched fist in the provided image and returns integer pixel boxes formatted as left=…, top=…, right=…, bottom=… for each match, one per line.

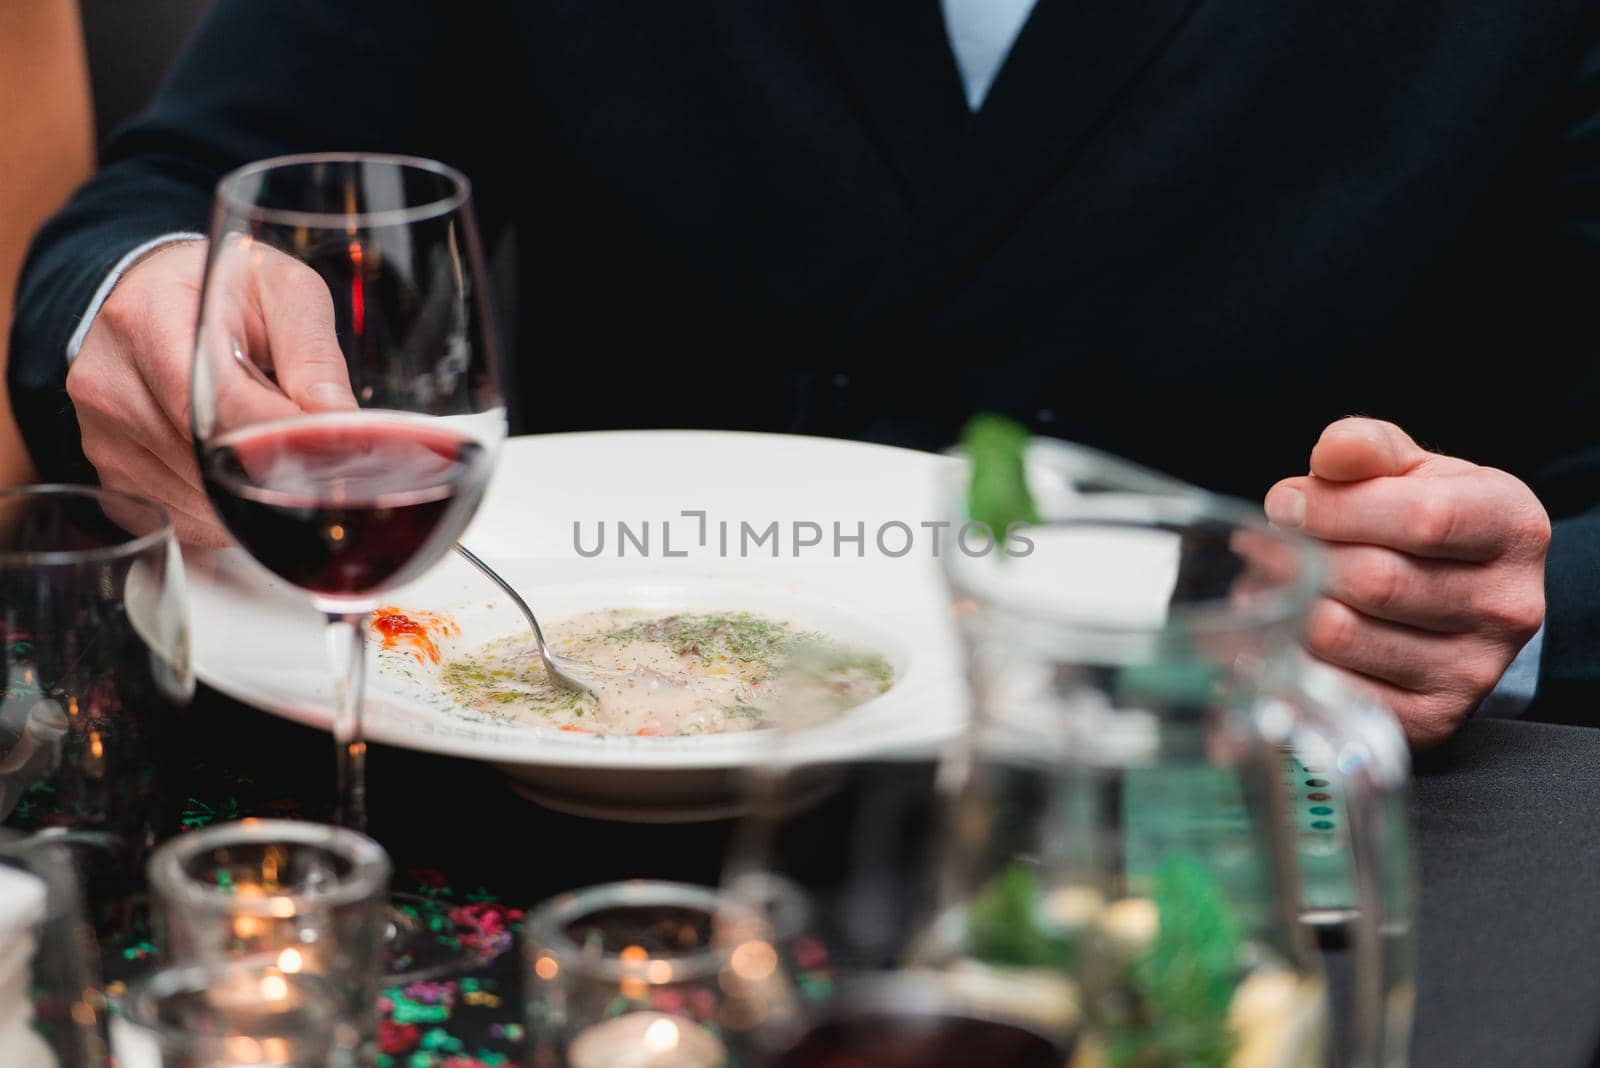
left=1266, top=417, right=1549, bottom=746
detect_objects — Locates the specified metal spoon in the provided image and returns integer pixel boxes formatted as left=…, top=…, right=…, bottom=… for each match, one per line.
left=453, top=543, right=598, bottom=696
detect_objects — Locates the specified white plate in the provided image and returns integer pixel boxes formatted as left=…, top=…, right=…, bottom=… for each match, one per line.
left=184, top=431, right=969, bottom=819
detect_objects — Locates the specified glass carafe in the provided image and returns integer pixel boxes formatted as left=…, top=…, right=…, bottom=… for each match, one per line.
left=932, top=438, right=1414, bottom=1068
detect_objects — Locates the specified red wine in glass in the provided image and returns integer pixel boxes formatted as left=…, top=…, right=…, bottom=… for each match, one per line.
left=202, top=415, right=489, bottom=598
left=776, top=1010, right=1070, bottom=1068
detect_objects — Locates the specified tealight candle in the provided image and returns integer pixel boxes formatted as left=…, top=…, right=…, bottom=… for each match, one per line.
left=118, top=961, right=340, bottom=1068
left=568, top=1011, right=728, bottom=1068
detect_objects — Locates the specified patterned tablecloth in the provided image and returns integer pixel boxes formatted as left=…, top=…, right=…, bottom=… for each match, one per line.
left=96, top=686, right=740, bottom=1068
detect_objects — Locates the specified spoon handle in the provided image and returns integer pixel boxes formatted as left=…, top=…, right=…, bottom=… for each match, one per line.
left=453, top=542, right=554, bottom=657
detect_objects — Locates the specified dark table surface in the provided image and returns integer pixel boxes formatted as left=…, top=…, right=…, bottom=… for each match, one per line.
left=102, top=689, right=1600, bottom=1067
left=1407, top=714, right=1600, bottom=1067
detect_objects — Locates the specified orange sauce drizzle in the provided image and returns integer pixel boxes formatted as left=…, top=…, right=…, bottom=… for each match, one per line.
left=370, top=607, right=460, bottom=665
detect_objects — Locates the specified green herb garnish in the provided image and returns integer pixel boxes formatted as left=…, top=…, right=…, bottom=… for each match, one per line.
left=967, top=862, right=1076, bottom=970
left=603, top=612, right=800, bottom=670
left=1110, top=854, right=1242, bottom=1068
left=962, top=413, right=1040, bottom=546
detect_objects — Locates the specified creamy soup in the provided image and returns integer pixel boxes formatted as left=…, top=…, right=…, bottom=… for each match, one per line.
left=424, top=610, right=892, bottom=736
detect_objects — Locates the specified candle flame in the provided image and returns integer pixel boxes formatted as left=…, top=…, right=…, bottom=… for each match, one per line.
left=226, top=1036, right=264, bottom=1062
left=259, top=971, right=289, bottom=1002
left=262, top=846, right=284, bottom=887
left=644, top=1018, right=680, bottom=1052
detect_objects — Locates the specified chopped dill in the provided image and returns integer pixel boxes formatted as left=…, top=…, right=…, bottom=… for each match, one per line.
left=602, top=612, right=812, bottom=669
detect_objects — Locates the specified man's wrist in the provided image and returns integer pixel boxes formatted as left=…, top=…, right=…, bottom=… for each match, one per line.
left=66, top=231, right=205, bottom=361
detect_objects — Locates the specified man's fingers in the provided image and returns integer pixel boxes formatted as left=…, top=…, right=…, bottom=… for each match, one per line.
left=81, top=428, right=229, bottom=546
left=1321, top=543, right=1544, bottom=636
left=1307, top=417, right=1431, bottom=482
left=206, top=322, right=303, bottom=429
left=1303, top=596, right=1504, bottom=696
left=251, top=253, right=358, bottom=412
left=1265, top=469, right=1548, bottom=561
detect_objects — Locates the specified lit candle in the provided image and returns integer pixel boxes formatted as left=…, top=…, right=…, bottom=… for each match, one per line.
left=115, top=964, right=336, bottom=1068
left=569, top=1011, right=727, bottom=1068
left=204, top=965, right=304, bottom=1015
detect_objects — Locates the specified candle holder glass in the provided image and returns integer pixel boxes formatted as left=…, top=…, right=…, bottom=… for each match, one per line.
left=118, top=959, right=342, bottom=1067
left=524, top=880, right=792, bottom=1068
left=146, top=819, right=388, bottom=1064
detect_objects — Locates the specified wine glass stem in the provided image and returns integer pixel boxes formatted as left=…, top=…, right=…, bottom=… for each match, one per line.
left=325, top=612, right=368, bottom=831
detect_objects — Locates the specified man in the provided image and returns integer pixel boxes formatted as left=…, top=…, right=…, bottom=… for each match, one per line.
left=11, top=1, right=1593, bottom=744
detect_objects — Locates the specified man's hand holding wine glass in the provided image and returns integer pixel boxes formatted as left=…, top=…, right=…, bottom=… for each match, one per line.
left=68, top=239, right=358, bottom=546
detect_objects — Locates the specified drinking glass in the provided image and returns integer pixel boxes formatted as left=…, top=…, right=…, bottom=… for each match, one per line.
left=523, top=881, right=789, bottom=1068
left=190, top=152, right=506, bottom=833
left=0, top=485, right=192, bottom=940
left=932, top=437, right=1415, bottom=1068
left=146, top=819, right=389, bottom=1065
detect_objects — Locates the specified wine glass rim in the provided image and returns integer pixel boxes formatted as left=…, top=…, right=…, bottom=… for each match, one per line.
left=146, top=818, right=391, bottom=916
left=524, top=880, right=766, bottom=983
left=216, top=152, right=473, bottom=229
left=0, top=484, right=174, bottom=566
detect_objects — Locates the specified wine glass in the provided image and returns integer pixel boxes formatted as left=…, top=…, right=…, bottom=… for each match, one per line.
left=190, top=153, right=506, bottom=973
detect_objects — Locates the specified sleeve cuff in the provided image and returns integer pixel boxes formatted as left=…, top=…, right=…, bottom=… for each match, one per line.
left=64, top=232, right=206, bottom=361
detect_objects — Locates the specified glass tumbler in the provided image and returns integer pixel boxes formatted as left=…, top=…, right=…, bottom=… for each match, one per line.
left=0, top=485, right=193, bottom=940
left=146, top=819, right=389, bottom=1064
left=117, top=959, right=344, bottom=1067
left=523, top=880, right=790, bottom=1068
